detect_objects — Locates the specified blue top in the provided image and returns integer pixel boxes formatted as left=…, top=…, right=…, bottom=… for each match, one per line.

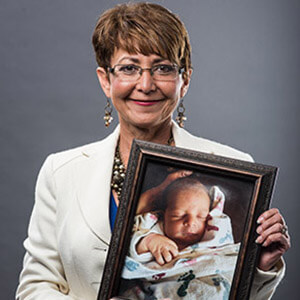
left=109, top=191, right=118, bottom=231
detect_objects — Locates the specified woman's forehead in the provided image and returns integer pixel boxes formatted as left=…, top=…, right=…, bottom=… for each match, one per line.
left=110, top=48, right=171, bottom=65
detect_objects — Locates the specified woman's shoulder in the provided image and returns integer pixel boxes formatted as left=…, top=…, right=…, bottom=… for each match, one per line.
left=172, top=123, right=254, bottom=162
left=44, top=126, right=120, bottom=173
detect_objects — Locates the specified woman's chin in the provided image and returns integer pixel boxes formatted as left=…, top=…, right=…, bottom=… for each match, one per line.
left=121, top=116, right=171, bottom=131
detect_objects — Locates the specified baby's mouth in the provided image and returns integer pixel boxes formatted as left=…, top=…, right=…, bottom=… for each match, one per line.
left=183, top=231, right=198, bottom=236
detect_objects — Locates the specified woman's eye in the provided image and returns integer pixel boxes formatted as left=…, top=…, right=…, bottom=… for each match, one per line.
left=154, top=64, right=174, bottom=74
left=119, top=65, right=138, bottom=74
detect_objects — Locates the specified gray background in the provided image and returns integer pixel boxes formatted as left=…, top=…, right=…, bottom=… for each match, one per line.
left=1, top=0, right=299, bottom=299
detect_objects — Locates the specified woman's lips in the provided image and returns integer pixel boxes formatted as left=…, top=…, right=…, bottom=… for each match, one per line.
left=128, top=98, right=164, bottom=106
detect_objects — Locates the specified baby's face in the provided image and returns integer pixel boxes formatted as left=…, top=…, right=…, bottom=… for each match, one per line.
left=163, top=187, right=210, bottom=250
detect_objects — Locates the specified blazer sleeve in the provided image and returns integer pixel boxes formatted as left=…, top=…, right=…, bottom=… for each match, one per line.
left=16, top=155, right=74, bottom=300
left=250, top=258, right=285, bottom=299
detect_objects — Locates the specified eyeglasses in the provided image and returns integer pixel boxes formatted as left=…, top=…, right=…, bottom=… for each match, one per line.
left=107, top=64, right=182, bottom=82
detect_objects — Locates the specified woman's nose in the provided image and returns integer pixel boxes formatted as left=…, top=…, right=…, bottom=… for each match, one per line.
left=136, top=69, right=156, bottom=93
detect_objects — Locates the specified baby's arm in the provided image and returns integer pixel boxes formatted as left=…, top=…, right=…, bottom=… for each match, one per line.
left=136, top=233, right=179, bottom=265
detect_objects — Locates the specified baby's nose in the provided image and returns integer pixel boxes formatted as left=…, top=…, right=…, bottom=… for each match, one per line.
left=185, top=215, right=198, bottom=227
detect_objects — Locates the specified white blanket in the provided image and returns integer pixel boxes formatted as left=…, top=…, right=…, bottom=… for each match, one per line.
left=120, top=187, right=239, bottom=299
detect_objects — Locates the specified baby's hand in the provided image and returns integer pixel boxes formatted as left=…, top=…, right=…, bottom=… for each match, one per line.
left=137, top=233, right=178, bottom=265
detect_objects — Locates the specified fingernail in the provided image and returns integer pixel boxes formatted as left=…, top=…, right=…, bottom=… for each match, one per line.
left=255, top=236, right=263, bottom=243
left=256, top=227, right=262, bottom=234
left=257, top=217, right=264, bottom=224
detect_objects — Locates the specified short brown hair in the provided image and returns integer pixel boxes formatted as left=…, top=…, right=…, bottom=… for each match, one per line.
left=92, top=2, right=192, bottom=72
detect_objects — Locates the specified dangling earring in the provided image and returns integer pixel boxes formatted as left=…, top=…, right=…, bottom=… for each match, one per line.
left=104, top=98, right=113, bottom=127
left=176, top=98, right=187, bottom=128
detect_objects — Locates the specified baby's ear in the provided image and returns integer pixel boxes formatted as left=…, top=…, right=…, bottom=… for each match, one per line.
left=209, top=186, right=225, bottom=213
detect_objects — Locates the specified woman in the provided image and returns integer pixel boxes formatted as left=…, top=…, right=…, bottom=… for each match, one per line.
left=16, top=2, right=290, bottom=300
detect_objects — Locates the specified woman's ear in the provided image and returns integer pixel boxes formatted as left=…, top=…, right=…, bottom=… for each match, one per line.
left=180, top=68, right=193, bottom=98
left=96, top=67, right=111, bottom=98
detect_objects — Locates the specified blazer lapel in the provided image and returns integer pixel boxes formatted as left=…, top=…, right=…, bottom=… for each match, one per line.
left=172, top=121, right=214, bottom=154
left=75, top=126, right=119, bottom=246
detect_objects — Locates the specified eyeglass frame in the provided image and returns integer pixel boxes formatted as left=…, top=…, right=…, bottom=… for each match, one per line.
left=106, top=63, right=184, bottom=81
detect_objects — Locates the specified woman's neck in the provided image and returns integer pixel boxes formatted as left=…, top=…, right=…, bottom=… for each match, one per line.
left=118, top=119, right=173, bottom=167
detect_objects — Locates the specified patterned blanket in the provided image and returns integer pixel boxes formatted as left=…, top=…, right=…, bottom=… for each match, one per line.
left=119, top=186, right=239, bottom=299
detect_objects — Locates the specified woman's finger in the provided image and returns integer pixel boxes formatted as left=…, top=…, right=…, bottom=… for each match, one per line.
left=178, top=170, right=193, bottom=177
left=168, top=170, right=192, bottom=181
left=262, top=232, right=290, bottom=249
left=257, top=208, right=281, bottom=224
left=256, top=222, right=285, bottom=244
left=256, top=213, right=283, bottom=235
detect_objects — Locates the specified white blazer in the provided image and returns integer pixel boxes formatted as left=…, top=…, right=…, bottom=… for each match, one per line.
left=16, top=122, right=285, bottom=300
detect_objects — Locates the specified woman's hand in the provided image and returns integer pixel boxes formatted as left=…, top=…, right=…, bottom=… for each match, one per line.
left=136, top=233, right=179, bottom=265
left=136, top=170, right=192, bottom=214
left=255, top=208, right=291, bottom=271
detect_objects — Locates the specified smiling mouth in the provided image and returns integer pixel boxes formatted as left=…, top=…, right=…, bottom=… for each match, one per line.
left=129, top=98, right=165, bottom=106
left=129, top=98, right=165, bottom=102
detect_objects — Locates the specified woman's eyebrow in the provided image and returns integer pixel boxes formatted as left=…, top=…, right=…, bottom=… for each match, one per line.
left=117, top=57, right=168, bottom=64
left=153, top=58, right=167, bottom=64
left=118, top=57, right=140, bottom=64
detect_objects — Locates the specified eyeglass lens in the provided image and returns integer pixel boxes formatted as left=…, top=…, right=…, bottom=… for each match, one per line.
left=111, top=64, right=180, bottom=81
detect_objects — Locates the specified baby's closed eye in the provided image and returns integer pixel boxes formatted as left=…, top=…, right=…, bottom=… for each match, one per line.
left=170, top=214, right=184, bottom=220
left=197, top=214, right=208, bottom=220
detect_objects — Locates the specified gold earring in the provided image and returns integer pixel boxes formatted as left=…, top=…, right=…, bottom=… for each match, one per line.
left=104, top=98, right=113, bottom=127
left=176, top=99, right=187, bottom=128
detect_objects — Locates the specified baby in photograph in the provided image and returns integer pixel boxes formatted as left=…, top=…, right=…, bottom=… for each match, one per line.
left=134, top=178, right=216, bottom=265
left=121, top=177, right=240, bottom=300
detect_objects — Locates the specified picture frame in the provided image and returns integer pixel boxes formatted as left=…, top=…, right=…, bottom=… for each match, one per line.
left=98, top=140, right=278, bottom=300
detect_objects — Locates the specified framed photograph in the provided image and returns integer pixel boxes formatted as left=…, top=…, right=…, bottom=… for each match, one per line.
left=98, top=140, right=277, bottom=300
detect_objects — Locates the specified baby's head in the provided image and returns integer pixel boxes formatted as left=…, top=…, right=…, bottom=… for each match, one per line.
left=161, top=177, right=212, bottom=250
